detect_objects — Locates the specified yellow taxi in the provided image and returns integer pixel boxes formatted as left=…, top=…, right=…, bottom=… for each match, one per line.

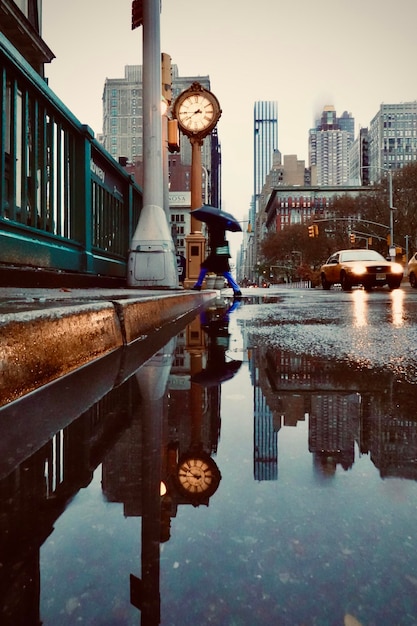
left=320, top=249, right=403, bottom=291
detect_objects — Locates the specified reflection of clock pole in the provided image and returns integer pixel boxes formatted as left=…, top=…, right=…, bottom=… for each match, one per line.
left=175, top=315, right=222, bottom=505
left=172, top=83, right=221, bottom=288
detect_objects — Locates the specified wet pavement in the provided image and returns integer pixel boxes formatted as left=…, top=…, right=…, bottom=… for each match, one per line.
left=0, top=286, right=216, bottom=406
left=1, top=286, right=417, bottom=625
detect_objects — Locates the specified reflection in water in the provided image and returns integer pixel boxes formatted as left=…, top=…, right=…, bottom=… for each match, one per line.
left=391, top=287, right=405, bottom=326
left=352, top=288, right=368, bottom=327
left=254, top=342, right=417, bottom=480
left=351, top=286, right=406, bottom=329
left=1, top=294, right=417, bottom=624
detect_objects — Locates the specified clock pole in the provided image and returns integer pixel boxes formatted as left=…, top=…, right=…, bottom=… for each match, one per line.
left=181, top=136, right=206, bottom=288
left=172, top=84, right=222, bottom=289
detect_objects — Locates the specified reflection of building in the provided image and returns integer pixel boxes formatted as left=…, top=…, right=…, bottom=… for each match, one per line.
left=0, top=375, right=140, bottom=625
left=254, top=384, right=277, bottom=481
left=309, top=394, right=360, bottom=473
left=251, top=343, right=417, bottom=480
left=364, top=414, right=417, bottom=480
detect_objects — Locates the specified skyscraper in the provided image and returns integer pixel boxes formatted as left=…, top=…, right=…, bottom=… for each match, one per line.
left=100, top=64, right=213, bottom=170
left=253, top=101, right=278, bottom=220
left=309, top=105, right=354, bottom=186
left=100, top=65, right=221, bottom=257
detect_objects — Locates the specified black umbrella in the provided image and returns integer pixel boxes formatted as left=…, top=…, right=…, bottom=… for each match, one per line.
left=191, top=360, right=242, bottom=387
left=191, top=205, right=242, bottom=232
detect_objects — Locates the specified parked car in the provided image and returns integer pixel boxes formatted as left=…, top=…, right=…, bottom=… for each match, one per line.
left=320, top=249, right=403, bottom=291
left=408, top=253, right=417, bottom=288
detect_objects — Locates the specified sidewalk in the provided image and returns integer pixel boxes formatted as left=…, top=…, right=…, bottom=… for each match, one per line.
left=0, top=287, right=217, bottom=407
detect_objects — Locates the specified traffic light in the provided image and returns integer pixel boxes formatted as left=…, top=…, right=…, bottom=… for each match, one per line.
left=168, top=119, right=180, bottom=153
left=161, top=52, right=172, bottom=104
left=314, top=224, right=319, bottom=236
left=131, top=0, right=143, bottom=29
left=308, top=225, right=315, bottom=238
left=368, top=237, right=372, bottom=246
left=350, top=233, right=356, bottom=244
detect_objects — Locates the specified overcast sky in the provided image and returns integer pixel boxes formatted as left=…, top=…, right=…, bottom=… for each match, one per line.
left=42, top=0, right=417, bottom=248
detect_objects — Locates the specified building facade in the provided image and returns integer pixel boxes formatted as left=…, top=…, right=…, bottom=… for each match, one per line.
left=368, top=102, right=417, bottom=183
left=349, top=128, right=370, bottom=185
left=100, top=65, right=221, bottom=257
left=264, top=185, right=374, bottom=233
left=100, top=65, right=213, bottom=172
left=253, top=101, right=279, bottom=218
left=240, top=102, right=279, bottom=282
left=309, top=106, right=355, bottom=186
left=1, top=0, right=54, bottom=76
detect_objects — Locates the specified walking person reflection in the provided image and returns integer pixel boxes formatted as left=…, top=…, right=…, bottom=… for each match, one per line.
left=192, top=298, right=242, bottom=387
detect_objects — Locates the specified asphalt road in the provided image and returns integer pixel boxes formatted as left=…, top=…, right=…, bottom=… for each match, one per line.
left=236, top=283, right=417, bottom=384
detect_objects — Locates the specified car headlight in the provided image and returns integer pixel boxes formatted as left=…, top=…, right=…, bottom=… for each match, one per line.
left=351, top=264, right=366, bottom=275
left=391, top=263, right=403, bottom=274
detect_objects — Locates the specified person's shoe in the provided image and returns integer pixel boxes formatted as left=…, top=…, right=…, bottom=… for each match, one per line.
left=192, top=285, right=201, bottom=291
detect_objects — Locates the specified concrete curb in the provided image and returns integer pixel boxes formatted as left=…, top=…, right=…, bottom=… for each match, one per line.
left=115, top=291, right=213, bottom=343
left=1, top=290, right=215, bottom=407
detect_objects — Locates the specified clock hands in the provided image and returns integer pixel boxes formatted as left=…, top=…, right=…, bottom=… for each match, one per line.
left=180, top=109, right=203, bottom=122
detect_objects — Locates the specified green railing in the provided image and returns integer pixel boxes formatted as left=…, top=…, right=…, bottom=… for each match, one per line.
left=0, top=32, right=142, bottom=280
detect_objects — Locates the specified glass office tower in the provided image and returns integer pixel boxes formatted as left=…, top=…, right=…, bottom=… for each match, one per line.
left=253, top=101, right=279, bottom=221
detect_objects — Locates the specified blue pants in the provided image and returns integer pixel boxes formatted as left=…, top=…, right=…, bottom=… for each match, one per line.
left=194, top=268, right=241, bottom=292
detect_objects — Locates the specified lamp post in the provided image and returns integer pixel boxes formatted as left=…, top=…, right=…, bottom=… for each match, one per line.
left=387, top=168, right=397, bottom=260
left=127, top=0, right=178, bottom=288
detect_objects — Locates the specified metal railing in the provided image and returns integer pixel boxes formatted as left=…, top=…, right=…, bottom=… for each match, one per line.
left=0, top=33, right=142, bottom=280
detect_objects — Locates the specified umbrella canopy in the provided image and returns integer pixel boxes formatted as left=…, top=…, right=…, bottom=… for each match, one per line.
left=191, top=205, right=242, bottom=232
left=191, top=360, right=242, bottom=387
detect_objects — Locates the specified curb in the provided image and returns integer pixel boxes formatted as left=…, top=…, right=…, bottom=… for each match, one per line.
left=1, top=291, right=215, bottom=407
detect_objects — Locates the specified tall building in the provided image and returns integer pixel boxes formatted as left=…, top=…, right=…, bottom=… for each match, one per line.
left=100, top=65, right=221, bottom=257
left=253, top=101, right=279, bottom=220
left=309, top=105, right=354, bottom=186
left=100, top=64, right=213, bottom=172
left=368, top=102, right=417, bottom=183
left=243, top=101, right=278, bottom=282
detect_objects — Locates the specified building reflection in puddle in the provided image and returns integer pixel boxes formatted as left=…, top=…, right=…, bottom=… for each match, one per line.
left=0, top=294, right=416, bottom=625
left=254, top=340, right=416, bottom=481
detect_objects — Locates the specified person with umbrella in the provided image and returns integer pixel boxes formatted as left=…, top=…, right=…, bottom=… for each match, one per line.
left=191, top=221, right=242, bottom=297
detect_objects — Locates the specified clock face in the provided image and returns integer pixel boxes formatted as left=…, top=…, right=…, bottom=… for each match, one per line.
left=178, top=457, right=217, bottom=494
left=177, top=93, right=217, bottom=134
left=178, top=458, right=213, bottom=493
